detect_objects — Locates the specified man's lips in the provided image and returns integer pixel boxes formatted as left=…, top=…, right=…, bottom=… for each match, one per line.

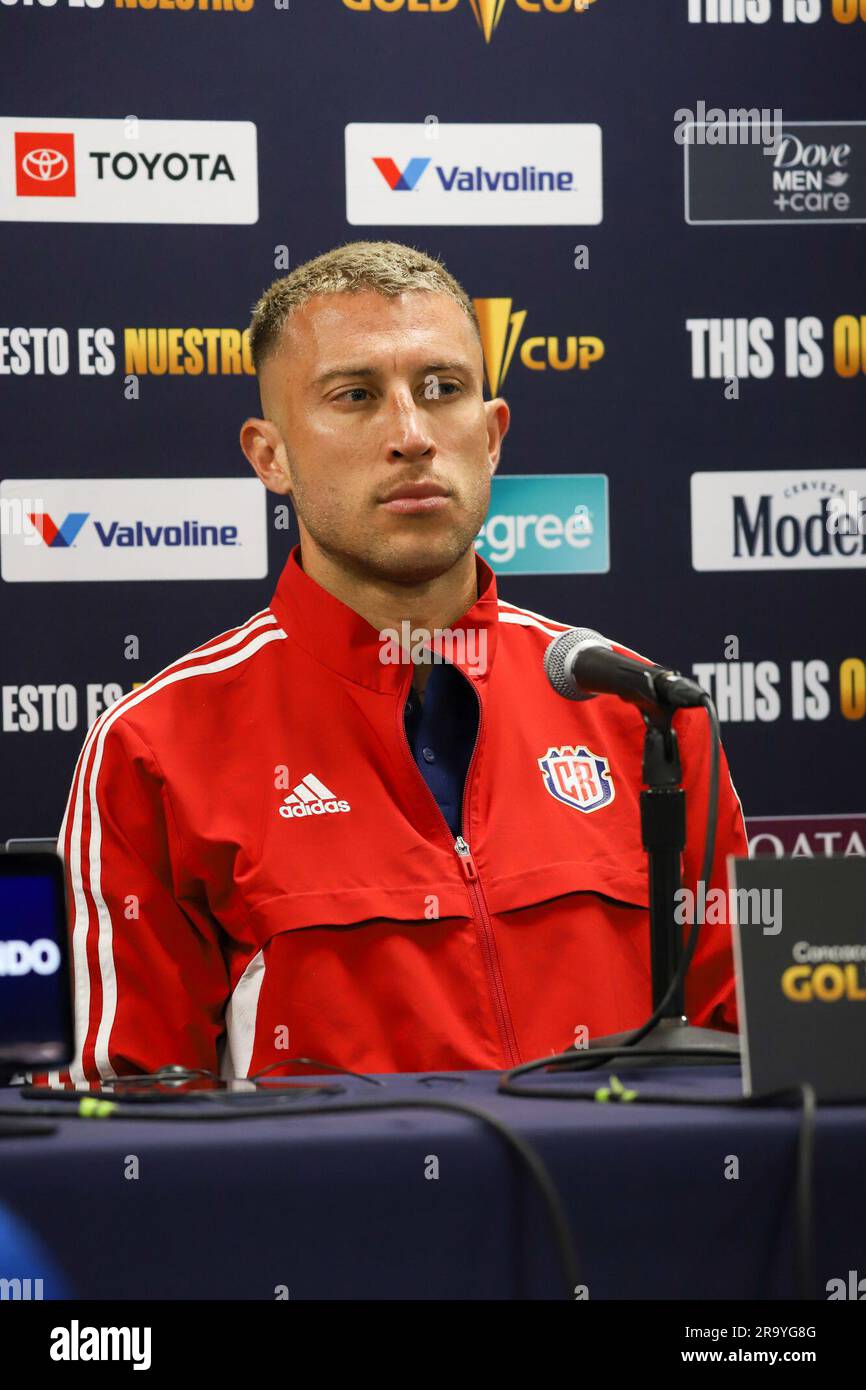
left=379, top=483, right=452, bottom=514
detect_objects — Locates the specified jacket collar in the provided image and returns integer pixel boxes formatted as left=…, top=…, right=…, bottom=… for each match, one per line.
left=269, top=543, right=500, bottom=695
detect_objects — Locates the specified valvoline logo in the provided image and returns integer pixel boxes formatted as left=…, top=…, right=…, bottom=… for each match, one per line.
left=347, top=124, right=601, bottom=228
left=371, top=154, right=574, bottom=197
left=372, top=156, right=430, bottom=190
left=27, top=511, right=239, bottom=548
left=2, top=478, right=267, bottom=583
left=28, top=512, right=88, bottom=548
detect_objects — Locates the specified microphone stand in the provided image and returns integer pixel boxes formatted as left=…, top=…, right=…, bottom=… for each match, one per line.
left=586, top=705, right=740, bottom=1062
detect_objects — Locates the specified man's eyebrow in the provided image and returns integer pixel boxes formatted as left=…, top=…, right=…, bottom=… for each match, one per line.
left=422, top=361, right=475, bottom=375
left=311, top=361, right=476, bottom=388
left=312, top=366, right=374, bottom=388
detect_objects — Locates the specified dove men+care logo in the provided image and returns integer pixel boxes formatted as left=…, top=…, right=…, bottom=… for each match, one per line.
left=685, top=122, right=865, bottom=225
left=686, top=122, right=861, bottom=225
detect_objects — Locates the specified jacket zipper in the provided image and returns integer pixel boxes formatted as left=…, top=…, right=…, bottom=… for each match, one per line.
left=398, top=668, right=521, bottom=1068
left=453, top=834, right=520, bottom=1066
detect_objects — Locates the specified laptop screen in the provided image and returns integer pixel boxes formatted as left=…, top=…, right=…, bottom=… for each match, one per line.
left=0, top=853, right=73, bottom=1069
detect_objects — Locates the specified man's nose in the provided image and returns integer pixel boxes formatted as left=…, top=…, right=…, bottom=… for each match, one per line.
left=385, top=387, right=435, bottom=462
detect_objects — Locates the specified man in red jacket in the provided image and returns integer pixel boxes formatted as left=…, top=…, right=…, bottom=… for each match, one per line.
left=52, top=240, right=747, bottom=1084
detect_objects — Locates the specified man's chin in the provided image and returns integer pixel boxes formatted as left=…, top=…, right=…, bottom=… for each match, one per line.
left=361, top=530, right=475, bottom=587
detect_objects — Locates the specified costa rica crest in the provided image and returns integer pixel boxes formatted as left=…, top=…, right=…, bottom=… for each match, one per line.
left=538, top=745, right=615, bottom=813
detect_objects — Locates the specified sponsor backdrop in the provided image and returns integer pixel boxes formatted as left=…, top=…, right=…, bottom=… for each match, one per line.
left=1, top=0, right=864, bottom=863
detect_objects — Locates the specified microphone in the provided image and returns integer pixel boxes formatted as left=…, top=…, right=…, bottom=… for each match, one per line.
left=544, top=627, right=706, bottom=712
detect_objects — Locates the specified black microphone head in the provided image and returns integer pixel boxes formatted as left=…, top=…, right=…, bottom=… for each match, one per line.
left=544, top=627, right=611, bottom=701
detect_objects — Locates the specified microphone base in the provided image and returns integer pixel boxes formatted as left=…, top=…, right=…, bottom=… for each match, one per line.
left=582, top=1015, right=741, bottom=1067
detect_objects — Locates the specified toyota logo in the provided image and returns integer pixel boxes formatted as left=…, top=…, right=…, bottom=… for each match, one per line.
left=21, top=148, right=69, bottom=182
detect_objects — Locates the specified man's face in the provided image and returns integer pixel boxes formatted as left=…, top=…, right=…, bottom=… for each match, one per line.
left=242, top=288, right=509, bottom=586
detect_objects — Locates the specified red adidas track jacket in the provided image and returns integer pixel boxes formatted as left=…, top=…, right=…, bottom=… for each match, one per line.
left=53, top=544, right=747, bottom=1082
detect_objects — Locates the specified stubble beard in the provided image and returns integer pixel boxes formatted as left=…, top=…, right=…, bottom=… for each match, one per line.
left=292, top=471, right=491, bottom=589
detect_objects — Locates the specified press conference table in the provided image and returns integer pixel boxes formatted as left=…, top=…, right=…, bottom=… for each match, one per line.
left=1, top=1065, right=864, bottom=1300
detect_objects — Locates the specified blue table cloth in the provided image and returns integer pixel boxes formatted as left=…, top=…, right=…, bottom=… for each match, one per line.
left=0, top=1065, right=862, bottom=1300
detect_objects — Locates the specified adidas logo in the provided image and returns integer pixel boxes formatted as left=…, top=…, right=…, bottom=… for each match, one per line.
left=278, top=773, right=351, bottom=820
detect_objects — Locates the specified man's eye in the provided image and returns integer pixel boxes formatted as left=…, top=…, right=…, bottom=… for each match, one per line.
left=334, top=382, right=461, bottom=404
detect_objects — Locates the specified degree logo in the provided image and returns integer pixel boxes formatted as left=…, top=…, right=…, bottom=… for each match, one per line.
left=28, top=512, right=88, bottom=548
left=372, top=156, right=430, bottom=190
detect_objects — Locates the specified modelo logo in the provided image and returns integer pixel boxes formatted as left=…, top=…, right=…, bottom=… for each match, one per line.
left=0, top=939, right=61, bottom=977
left=734, top=495, right=866, bottom=559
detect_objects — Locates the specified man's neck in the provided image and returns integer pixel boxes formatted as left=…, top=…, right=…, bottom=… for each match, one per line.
left=298, top=542, right=479, bottom=700
left=412, top=658, right=434, bottom=701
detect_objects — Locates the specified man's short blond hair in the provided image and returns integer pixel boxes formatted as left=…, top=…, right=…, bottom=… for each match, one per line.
left=248, top=239, right=481, bottom=375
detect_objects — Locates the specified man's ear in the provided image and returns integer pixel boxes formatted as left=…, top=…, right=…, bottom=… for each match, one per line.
left=484, top=397, right=510, bottom=479
left=239, top=416, right=294, bottom=497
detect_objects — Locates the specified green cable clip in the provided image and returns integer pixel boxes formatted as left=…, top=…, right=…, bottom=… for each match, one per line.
left=78, top=1097, right=117, bottom=1118
left=594, top=1074, right=638, bottom=1104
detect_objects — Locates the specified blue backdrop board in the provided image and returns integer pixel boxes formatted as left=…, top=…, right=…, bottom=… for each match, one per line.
left=1, top=0, right=864, bottom=855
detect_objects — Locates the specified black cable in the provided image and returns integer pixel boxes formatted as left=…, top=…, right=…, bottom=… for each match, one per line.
left=497, top=694, right=816, bottom=1297
left=699, top=692, right=721, bottom=890
left=797, top=1083, right=817, bottom=1302
left=16, top=1058, right=384, bottom=1101
left=0, top=1093, right=580, bottom=1300
left=585, top=694, right=722, bottom=1055
left=506, top=696, right=722, bottom=1078
left=498, top=1065, right=817, bottom=1301
left=249, top=1057, right=385, bottom=1086
left=504, top=697, right=724, bottom=1078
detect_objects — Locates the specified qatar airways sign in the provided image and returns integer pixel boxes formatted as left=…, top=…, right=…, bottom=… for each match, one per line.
left=747, top=815, right=866, bottom=860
